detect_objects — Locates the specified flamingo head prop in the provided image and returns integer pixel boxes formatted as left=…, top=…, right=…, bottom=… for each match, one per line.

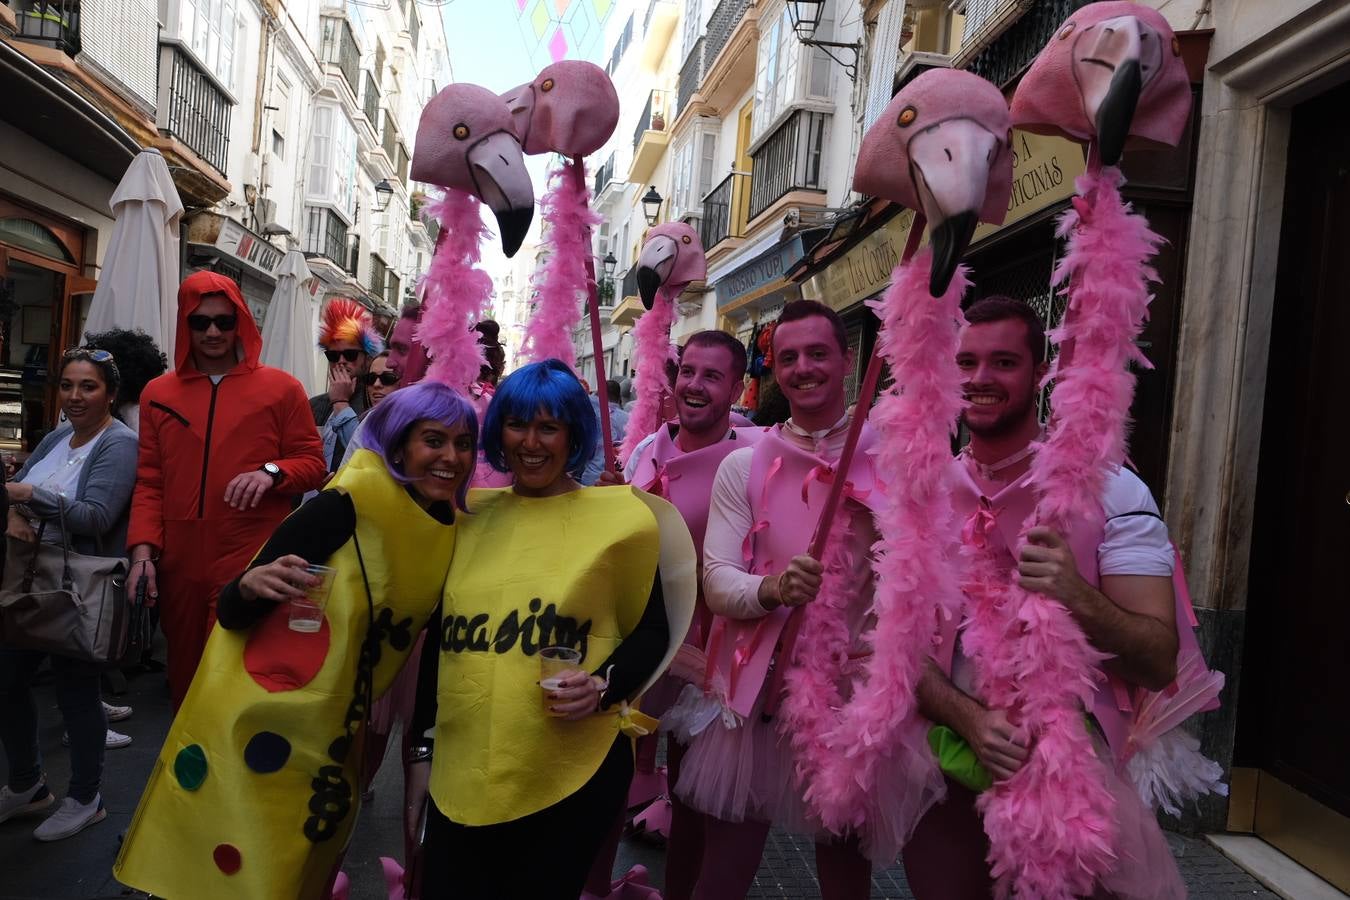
left=502, top=60, right=620, bottom=158
left=1010, top=1, right=1191, bottom=167
left=635, top=222, right=707, bottom=309
left=854, top=68, right=1013, bottom=297
left=411, top=82, right=535, bottom=257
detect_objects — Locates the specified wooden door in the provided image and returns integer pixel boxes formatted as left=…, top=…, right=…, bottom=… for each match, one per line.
left=1239, top=79, right=1350, bottom=891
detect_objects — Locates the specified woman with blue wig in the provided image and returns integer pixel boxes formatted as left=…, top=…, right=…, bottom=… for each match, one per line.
left=115, top=382, right=478, bottom=900
left=407, top=359, right=697, bottom=898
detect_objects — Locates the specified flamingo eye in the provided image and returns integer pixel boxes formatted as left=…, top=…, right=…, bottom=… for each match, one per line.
left=453, top=123, right=470, bottom=140
left=682, top=235, right=692, bottom=244
left=541, top=78, right=555, bottom=92
left=897, top=106, right=917, bottom=127
left=1059, top=22, right=1075, bottom=40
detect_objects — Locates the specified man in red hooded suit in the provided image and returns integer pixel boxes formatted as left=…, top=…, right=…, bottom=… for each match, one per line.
left=127, top=271, right=327, bottom=709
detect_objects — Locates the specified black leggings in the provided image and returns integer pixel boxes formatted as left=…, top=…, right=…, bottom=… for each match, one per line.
left=421, top=735, right=634, bottom=899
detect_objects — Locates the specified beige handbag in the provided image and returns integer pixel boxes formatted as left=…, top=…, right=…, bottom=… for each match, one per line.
left=0, top=498, right=130, bottom=665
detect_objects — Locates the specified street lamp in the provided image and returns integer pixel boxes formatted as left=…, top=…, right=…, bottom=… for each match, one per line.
left=641, top=186, right=664, bottom=226
left=602, top=252, right=617, bottom=278
left=786, top=1, right=860, bottom=81
left=373, top=179, right=395, bottom=213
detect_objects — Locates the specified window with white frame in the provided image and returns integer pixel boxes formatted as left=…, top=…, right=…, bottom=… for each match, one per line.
left=179, top=0, right=238, bottom=87
left=681, top=0, right=703, bottom=59
left=671, top=122, right=720, bottom=221
left=307, top=103, right=358, bottom=221
left=753, top=2, right=834, bottom=141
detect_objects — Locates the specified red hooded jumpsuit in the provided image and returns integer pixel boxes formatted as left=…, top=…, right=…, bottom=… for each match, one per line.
left=128, top=271, right=327, bottom=708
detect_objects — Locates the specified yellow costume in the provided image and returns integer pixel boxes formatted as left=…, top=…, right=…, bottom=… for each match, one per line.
left=114, top=450, right=456, bottom=900
left=430, top=485, right=695, bottom=826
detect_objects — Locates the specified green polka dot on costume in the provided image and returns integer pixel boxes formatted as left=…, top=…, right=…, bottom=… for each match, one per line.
left=213, top=843, right=242, bottom=874
left=244, top=731, right=292, bottom=773
left=173, top=744, right=208, bottom=791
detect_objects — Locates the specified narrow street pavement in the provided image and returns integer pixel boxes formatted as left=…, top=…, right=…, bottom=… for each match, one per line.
left=0, top=653, right=1278, bottom=899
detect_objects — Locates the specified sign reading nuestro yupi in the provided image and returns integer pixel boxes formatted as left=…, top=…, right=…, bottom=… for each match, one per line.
left=803, top=131, right=1085, bottom=313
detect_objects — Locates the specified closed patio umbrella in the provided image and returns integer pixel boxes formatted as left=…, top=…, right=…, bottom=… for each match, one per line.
left=259, top=250, right=321, bottom=395
left=83, top=148, right=183, bottom=352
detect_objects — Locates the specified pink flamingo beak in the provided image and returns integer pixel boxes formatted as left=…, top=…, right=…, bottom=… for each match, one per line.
left=908, top=117, right=1002, bottom=296
left=1073, top=14, right=1163, bottom=165
left=465, top=130, right=534, bottom=257
left=636, top=235, right=678, bottom=309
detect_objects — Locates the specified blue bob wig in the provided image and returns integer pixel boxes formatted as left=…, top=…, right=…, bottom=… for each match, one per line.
left=481, top=359, right=598, bottom=479
left=355, top=380, right=479, bottom=512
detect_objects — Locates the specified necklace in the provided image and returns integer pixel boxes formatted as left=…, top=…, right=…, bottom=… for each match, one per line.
left=961, top=435, right=1041, bottom=481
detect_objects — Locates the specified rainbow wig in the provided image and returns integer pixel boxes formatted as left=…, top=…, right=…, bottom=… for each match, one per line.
left=355, top=380, right=478, bottom=512
left=481, top=359, right=598, bottom=479
left=319, top=298, right=385, bottom=356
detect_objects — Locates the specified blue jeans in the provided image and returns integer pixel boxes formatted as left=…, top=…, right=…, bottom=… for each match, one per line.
left=0, top=646, right=106, bottom=803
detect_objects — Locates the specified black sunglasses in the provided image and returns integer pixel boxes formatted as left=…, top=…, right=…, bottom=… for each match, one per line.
left=187, top=314, right=238, bottom=332
left=324, top=349, right=363, bottom=364
left=362, top=371, right=400, bottom=387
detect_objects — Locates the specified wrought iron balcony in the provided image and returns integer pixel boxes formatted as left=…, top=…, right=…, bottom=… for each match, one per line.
left=387, top=270, right=402, bottom=309
left=677, top=37, right=703, bottom=120
left=161, top=44, right=232, bottom=174
left=396, top=144, right=409, bottom=183
left=621, top=266, right=640, bottom=301
left=382, top=111, right=398, bottom=162
left=632, top=89, right=672, bottom=154
left=14, top=0, right=80, bottom=56
left=362, top=72, right=380, bottom=128
left=965, top=0, right=1088, bottom=87
left=593, top=151, right=615, bottom=198
left=748, top=109, right=828, bottom=222
left=700, top=171, right=748, bottom=250
left=320, top=16, right=360, bottom=98
left=304, top=206, right=349, bottom=270
left=368, top=252, right=388, bottom=298
left=704, top=0, right=750, bottom=71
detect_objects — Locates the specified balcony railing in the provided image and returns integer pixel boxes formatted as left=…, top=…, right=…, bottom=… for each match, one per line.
left=704, top=0, right=750, bottom=70
left=396, top=144, right=410, bottom=183
left=621, top=266, right=640, bottom=300
left=304, top=207, right=349, bottom=269
left=382, top=111, right=398, bottom=161
left=321, top=16, right=360, bottom=97
left=387, top=271, right=402, bottom=309
left=632, top=89, right=672, bottom=154
left=677, top=37, right=703, bottom=119
left=748, top=109, right=828, bottom=221
left=406, top=4, right=419, bottom=50
left=965, top=0, right=1086, bottom=88
left=594, top=151, right=615, bottom=198
left=700, top=171, right=749, bottom=250
left=362, top=71, right=380, bottom=128
left=369, top=252, right=388, bottom=298
left=162, top=44, right=232, bottom=174
left=15, top=0, right=80, bottom=56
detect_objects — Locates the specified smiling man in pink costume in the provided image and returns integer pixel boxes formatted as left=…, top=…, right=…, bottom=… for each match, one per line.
left=904, top=296, right=1187, bottom=900
left=663, top=300, right=882, bottom=900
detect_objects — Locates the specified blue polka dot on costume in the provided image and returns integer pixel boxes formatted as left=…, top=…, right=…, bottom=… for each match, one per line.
left=243, top=731, right=292, bottom=774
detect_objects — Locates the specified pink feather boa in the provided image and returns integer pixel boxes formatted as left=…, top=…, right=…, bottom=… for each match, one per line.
left=964, top=166, right=1164, bottom=898
left=618, top=287, right=675, bottom=464
left=779, top=249, right=964, bottom=857
left=520, top=159, right=601, bottom=368
left=417, top=190, right=491, bottom=391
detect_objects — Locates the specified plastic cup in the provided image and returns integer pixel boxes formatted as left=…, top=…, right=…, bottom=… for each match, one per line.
left=288, top=564, right=336, bottom=633
left=539, top=646, right=583, bottom=715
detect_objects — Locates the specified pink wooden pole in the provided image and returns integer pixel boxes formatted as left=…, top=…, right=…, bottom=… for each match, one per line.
left=572, top=155, right=616, bottom=472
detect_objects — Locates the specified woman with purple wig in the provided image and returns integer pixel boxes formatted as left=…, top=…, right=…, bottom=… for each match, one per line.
left=115, top=382, right=477, bottom=900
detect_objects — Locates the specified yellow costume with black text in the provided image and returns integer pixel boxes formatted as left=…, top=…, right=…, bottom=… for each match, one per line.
left=114, top=450, right=456, bottom=900
left=430, top=484, right=696, bottom=826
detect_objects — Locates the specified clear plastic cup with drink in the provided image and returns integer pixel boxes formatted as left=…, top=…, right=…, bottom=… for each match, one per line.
left=539, top=646, right=584, bottom=715
left=288, top=564, right=336, bottom=633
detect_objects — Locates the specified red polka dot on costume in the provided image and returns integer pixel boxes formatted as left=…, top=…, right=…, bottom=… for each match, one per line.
left=243, top=604, right=331, bottom=692
left=213, top=843, right=242, bottom=874
left=244, top=731, right=292, bottom=773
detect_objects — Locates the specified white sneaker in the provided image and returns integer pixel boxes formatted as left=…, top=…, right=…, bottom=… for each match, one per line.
left=0, top=779, right=54, bottom=824
left=102, top=700, right=133, bottom=722
left=61, top=729, right=133, bottom=749
left=33, top=794, right=105, bottom=841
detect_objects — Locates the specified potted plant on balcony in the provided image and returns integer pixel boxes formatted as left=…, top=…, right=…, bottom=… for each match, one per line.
left=651, top=111, right=666, bottom=132
left=598, top=279, right=616, bottom=305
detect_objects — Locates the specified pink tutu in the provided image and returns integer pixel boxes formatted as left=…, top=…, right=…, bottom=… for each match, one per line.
left=1098, top=748, right=1186, bottom=900
left=370, top=632, right=425, bottom=735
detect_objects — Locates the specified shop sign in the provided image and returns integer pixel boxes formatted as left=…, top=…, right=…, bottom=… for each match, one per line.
left=214, top=217, right=284, bottom=279
left=803, top=208, right=919, bottom=313
left=715, top=235, right=806, bottom=310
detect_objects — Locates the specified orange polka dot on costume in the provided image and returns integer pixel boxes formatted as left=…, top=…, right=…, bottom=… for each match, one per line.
left=244, top=604, right=331, bottom=692
left=213, top=843, right=242, bottom=874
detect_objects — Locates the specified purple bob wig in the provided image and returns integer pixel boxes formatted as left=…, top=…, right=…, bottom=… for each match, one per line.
left=355, top=381, right=478, bottom=512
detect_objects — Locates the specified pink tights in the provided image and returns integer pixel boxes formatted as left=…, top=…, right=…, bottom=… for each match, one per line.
left=689, top=818, right=871, bottom=900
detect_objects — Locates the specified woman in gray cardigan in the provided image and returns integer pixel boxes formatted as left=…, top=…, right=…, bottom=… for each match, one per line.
left=0, top=348, right=138, bottom=842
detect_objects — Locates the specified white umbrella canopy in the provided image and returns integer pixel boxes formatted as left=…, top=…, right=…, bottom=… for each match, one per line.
left=259, top=250, right=322, bottom=395
left=83, top=148, right=183, bottom=352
